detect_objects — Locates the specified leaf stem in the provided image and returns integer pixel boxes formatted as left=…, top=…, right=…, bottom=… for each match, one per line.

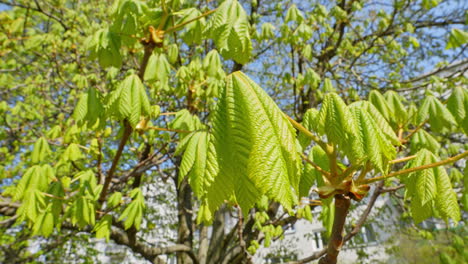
left=361, top=150, right=468, bottom=184
left=147, top=126, right=192, bottom=133
left=404, top=119, right=428, bottom=141
left=389, top=155, right=417, bottom=164
left=300, top=153, right=331, bottom=178
left=285, top=115, right=329, bottom=153
left=166, top=9, right=217, bottom=34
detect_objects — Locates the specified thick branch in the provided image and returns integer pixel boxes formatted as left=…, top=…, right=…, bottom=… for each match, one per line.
left=318, top=194, right=351, bottom=264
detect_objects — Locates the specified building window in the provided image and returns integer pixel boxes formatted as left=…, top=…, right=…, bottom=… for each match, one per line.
left=311, top=231, right=327, bottom=250
left=349, top=224, right=377, bottom=246
left=283, top=223, right=296, bottom=234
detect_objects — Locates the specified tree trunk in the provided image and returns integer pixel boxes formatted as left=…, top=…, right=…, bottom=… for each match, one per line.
left=177, top=179, right=194, bottom=264
left=318, top=194, right=351, bottom=264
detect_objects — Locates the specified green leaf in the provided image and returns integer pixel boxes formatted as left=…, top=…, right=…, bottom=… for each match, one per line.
left=63, top=143, right=84, bottom=162
left=384, top=91, right=407, bottom=126
left=31, top=137, right=51, bottom=164
left=446, top=28, right=468, bottom=49
left=144, top=53, right=171, bottom=83
left=108, top=73, right=151, bottom=127
left=368, top=90, right=394, bottom=122
left=203, top=50, right=223, bottom=78
left=298, top=108, right=319, bottom=148
left=94, top=215, right=112, bottom=241
left=208, top=71, right=301, bottom=214
left=410, top=130, right=440, bottom=154
left=322, top=78, right=335, bottom=93
left=285, top=4, right=304, bottom=23
left=300, top=146, right=329, bottom=197
left=119, top=188, right=145, bottom=230
left=13, top=165, right=52, bottom=201
left=177, top=8, right=205, bottom=45
left=88, top=28, right=122, bottom=68
left=33, top=206, right=54, bottom=237
left=321, top=197, right=335, bottom=238
left=348, top=104, right=396, bottom=173
left=107, top=192, right=122, bottom=208
left=418, top=95, right=456, bottom=132
left=447, top=87, right=468, bottom=133
left=205, top=0, right=252, bottom=64
left=317, top=93, right=353, bottom=148
left=404, top=149, right=460, bottom=223
left=73, top=87, right=104, bottom=127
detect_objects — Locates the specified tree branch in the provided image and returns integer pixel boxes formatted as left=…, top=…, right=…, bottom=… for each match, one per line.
left=362, top=150, right=468, bottom=184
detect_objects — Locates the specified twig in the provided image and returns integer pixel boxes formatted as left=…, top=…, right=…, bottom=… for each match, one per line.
left=362, top=150, right=468, bottom=184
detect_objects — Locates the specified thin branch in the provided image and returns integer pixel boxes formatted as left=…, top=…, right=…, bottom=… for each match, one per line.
left=166, top=9, right=217, bottom=34
left=98, top=120, right=133, bottom=203
left=147, top=126, right=192, bottom=134
left=404, top=120, right=428, bottom=141
left=389, top=155, right=417, bottom=164
left=362, top=150, right=468, bottom=184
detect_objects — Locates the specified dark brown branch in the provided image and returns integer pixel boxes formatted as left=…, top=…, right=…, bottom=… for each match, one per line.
left=98, top=120, right=133, bottom=204
left=318, top=194, right=351, bottom=264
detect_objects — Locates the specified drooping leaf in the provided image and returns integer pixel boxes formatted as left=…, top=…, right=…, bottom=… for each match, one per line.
left=94, top=215, right=112, bottom=241
left=446, top=87, right=468, bottom=133
left=404, top=149, right=460, bottom=223
left=208, top=71, right=300, bottom=214
left=348, top=103, right=396, bottom=173
left=144, top=53, right=171, bottom=84
left=368, top=90, right=394, bottom=123
left=384, top=91, right=408, bottom=126
left=205, top=0, right=252, bottom=64
left=298, top=108, right=320, bottom=148
left=446, top=28, right=468, bottom=49
left=73, top=87, right=105, bottom=128
left=317, top=93, right=353, bottom=148
left=31, top=137, right=51, bottom=164
left=108, top=73, right=151, bottom=127
left=418, top=95, right=456, bottom=132
left=119, top=188, right=145, bottom=230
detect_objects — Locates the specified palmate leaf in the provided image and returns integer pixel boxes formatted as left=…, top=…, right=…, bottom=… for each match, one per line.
left=13, top=165, right=54, bottom=201
left=368, top=90, right=394, bottom=124
left=73, top=87, right=105, bottom=128
left=31, top=137, right=51, bottom=164
left=317, top=93, right=353, bottom=148
left=348, top=103, right=396, bottom=173
left=119, top=188, right=145, bottom=230
left=404, top=149, right=461, bottom=223
left=87, top=28, right=122, bottom=68
left=108, top=73, right=151, bottom=127
left=177, top=8, right=205, bottom=45
left=204, top=0, right=252, bottom=64
left=384, top=91, right=408, bottom=126
left=144, top=53, right=171, bottom=84
left=298, top=108, right=320, bottom=148
left=94, top=215, right=112, bottom=241
left=418, top=95, right=456, bottom=132
left=446, top=86, right=468, bottom=133
left=410, top=129, right=440, bottom=154
left=207, top=71, right=300, bottom=214
left=176, top=131, right=216, bottom=198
